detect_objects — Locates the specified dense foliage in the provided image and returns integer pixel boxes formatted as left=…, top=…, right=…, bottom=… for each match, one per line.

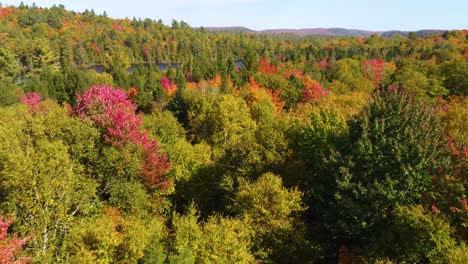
left=0, top=3, right=466, bottom=263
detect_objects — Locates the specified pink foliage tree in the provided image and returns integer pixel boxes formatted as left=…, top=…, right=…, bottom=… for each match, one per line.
left=301, top=81, right=329, bottom=102
left=160, top=76, right=177, bottom=95
left=315, top=57, right=329, bottom=70
left=112, top=24, right=122, bottom=32
left=75, top=85, right=170, bottom=188
left=19, top=92, right=41, bottom=111
left=0, top=216, right=30, bottom=264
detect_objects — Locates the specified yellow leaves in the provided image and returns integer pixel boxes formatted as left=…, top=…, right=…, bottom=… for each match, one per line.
left=439, top=96, right=468, bottom=144
left=0, top=101, right=100, bottom=259
left=186, top=81, right=197, bottom=89
left=234, top=173, right=304, bottom=229
left=63, top=207, right=164, bottom=263
left=302, top=74, right=318, bottom=87
left=243, top=77, right=285, bottom=115
left=288, top=92, right=367, bottom=128
left=171, top=206, right=255, bottom=264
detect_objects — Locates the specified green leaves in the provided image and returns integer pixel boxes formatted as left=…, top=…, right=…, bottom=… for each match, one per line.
left=0, top=102, right=99, bottom=260
left=299, top=87, right=450, bottom=260
left=169, top=207, right=255, bottom=264
left=368, top=206, right=458, bottom=263
left=234, top=173, right=304, bottom=228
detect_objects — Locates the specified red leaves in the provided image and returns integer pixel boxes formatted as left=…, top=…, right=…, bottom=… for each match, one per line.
left=160, top=76, right=176, bottom=95
left=0, top=216, right=30, bottom=264
left=447, top=137, right=467, bottom=158
left=446, top=197, right=468, bottom=213
left=0, top=7, right=11, bottom=17
left=141, top=139, right=171, bottom=189
left=89, top=42, right=101, bottom=55
left=301, top=81, right=329, bottom=102
left=259, top=58, right=277, bottom=74
left=315, top=59, right=328, bottom=70
left=277, top=55, right=284, bottom=62
left=436, top=96, right=449, bottom=113
left=462, top=197, right=468, bottom=212
left=75, top=85, right=139, bottom=134
left=246, top=77, right=285, bottom=115
left=362, top=59, right=384, bottom=85
left=19, top=92, right=41, bottom=111
left=284, top=69, right=302, bottom=79
left=75, top=85, right=170, bottom=188
left=112, top=24, right=122, bottom=32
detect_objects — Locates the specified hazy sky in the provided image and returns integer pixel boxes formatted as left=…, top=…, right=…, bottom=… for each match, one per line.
left=1, top=0, right=467, bottom=31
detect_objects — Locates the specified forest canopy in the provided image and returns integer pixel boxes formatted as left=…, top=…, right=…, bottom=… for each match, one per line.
left=0, top=3, right=466, bottom=263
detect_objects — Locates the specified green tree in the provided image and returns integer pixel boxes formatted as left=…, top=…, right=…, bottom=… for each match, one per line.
left=103, top=47, right=131, bottom=87
left=234, top=173, right=313, bottom=262
left=308, top=88, right=446, bottom=256
left=169, top=207, right=255, bottom=264
left=0, top=46, right=21, bottom=80
left=0, top=79, right=19, bottom=106
left=62, top=207, right=164, bottom=263
left=0, top=102, right=99, bottom=261
left=392, top=61, right=448, bottom=100
left=28, top=40, right=60, bottom=76
left=368, top=206, right=460, bottom=263
left=439, top=59, right=468, bottom=96
left=331, top=58, right=374, bottom=93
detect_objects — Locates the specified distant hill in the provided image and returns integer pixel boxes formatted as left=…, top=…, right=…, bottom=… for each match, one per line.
left=381, top=29, right=447, bottom=37
left=204, top=26, right=255, bottom=33
left=204, top=27, right=448, bottom=37
left=261, top=28, right=380, bottom=37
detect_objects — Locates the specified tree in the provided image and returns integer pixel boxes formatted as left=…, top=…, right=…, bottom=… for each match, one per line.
left=0, top=100, right=100, bottom=261
left=169, top=207, right=255, bottom=264
left=75, top=85, right=171, bottom=188
left=0, top=216, right=30, bottom=264
left=368, top=206, right=459, bottom=263
left=308, top=87, right=446, bottom=256
left=331, top=58, right=374, bottom=93
left=103, top=47, right=130, bottom=87
left=0, top=79, right=19, bottom=106
left=234, top=173, right=304, bottom=228
left=439, top=59, right=468, bottom=96
left=234, top=173, right=311, bottom=262
left=210, top=94, right=257, bottom=149
left=28, top=40, right=60, bottom=76
left=301, top=80, right=329, bottom=102
left=362, top=59, right=385, bottom=86
left=242, top=46, right=259, bottom=82
left=392, top=61, right=448, bottom=100
left=61, top=207, right=163, bottom=263
left=0, top=46, right=21, bottom=80
left=291, top=108, right=347, bottom=180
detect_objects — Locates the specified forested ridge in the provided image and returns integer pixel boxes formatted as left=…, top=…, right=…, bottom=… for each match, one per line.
left=0, top=3, right=467, bottom=263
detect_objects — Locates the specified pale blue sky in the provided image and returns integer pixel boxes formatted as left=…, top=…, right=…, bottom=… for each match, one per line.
left=1, top=0, right=467, bottom=31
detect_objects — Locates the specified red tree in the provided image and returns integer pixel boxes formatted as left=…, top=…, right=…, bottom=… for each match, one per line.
left=160, top=76, right=177, bottom=95
left=259, top=58, right=277, bottom=74
left=301, top=81, right=329, bottom=102
left=362, top=59, right=385, bottom=85
left=19, top=92, right=41, bottom=111
left=0, top=216, right=30, bottom=264
left=315, top=58, right=329, bottom=70
left=75, top=85, right=170, bottom=188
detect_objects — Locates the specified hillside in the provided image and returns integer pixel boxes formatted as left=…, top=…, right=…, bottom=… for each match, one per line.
left=206, top=26, right=449, bottom=37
